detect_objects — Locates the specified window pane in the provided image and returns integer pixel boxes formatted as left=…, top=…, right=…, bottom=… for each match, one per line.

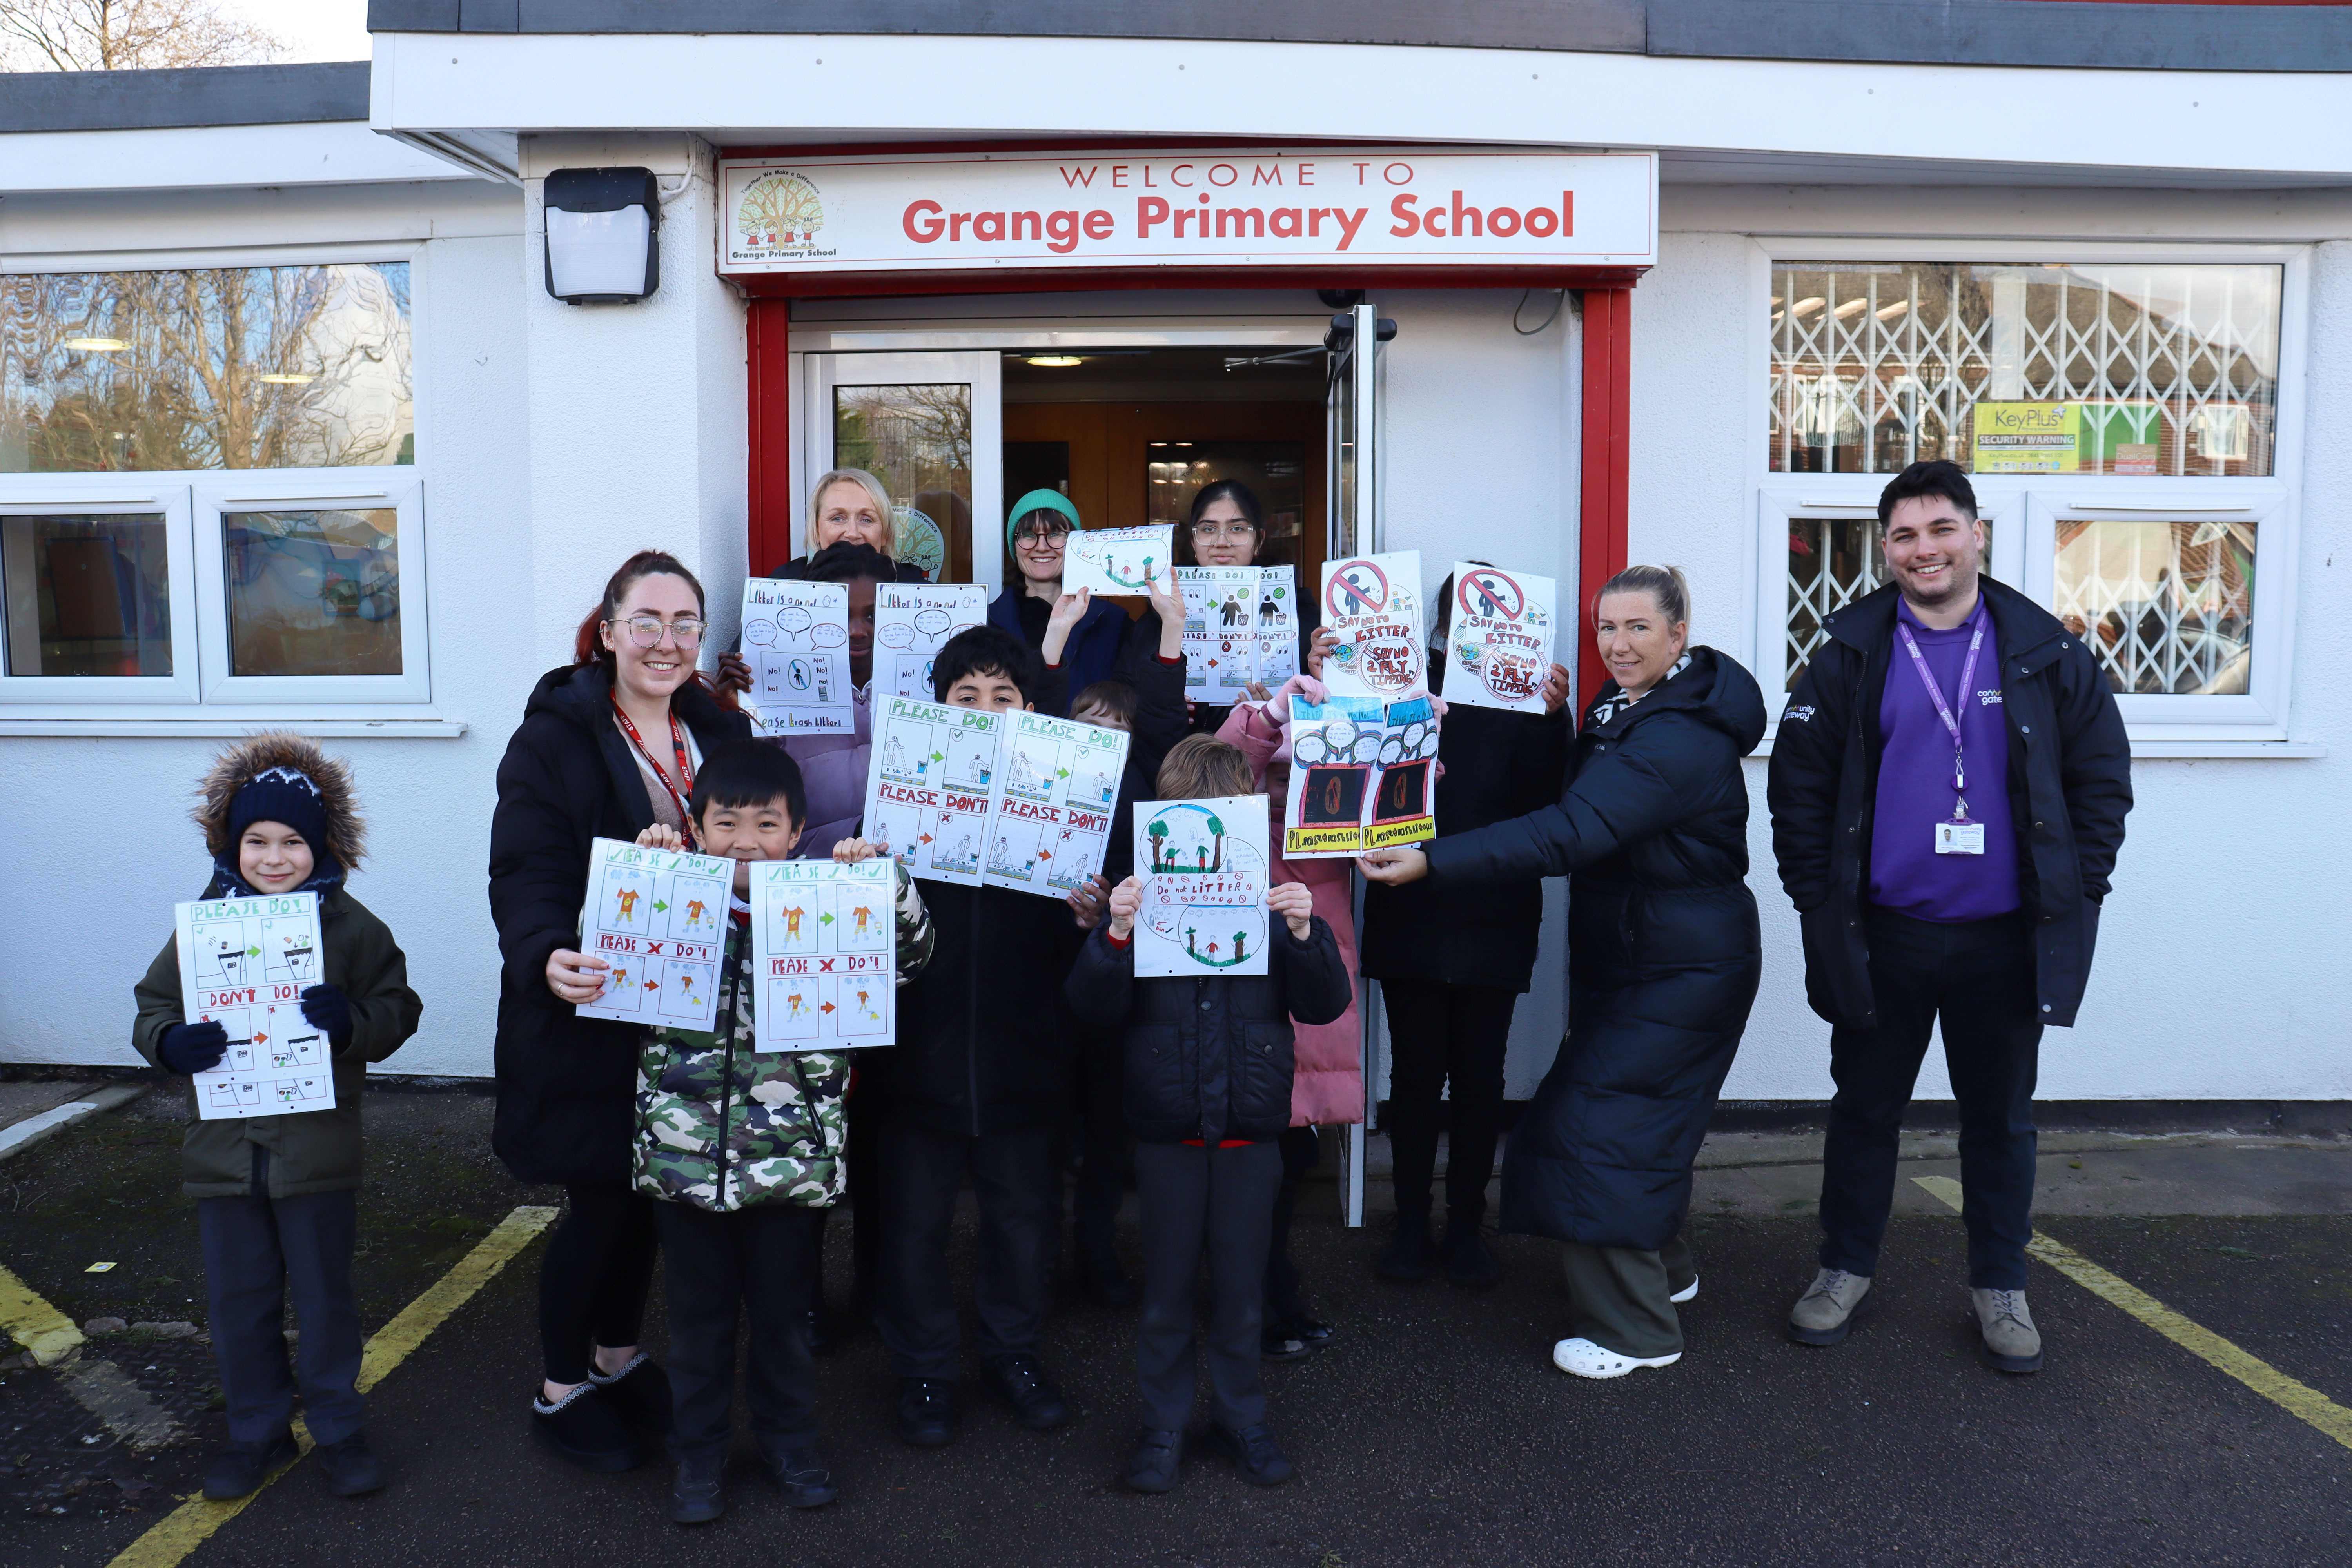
left=2054, top=518, right=2254, bottom=695
left=1784, top=515, right=1993, bottom=691
left=0, top=263, right=413, bottom=472
left=1768, top=263, right=2279, bottom=478
left=225, top=508, right=401, bottom=677
left=833, top=383, right=971, bottom=582
left=1, top=512, right=171, bottom=676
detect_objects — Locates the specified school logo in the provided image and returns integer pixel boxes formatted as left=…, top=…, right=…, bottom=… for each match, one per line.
left=736, top=171, right=826, bottom=255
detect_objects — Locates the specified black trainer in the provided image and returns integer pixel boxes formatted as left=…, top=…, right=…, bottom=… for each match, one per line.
left=532, top=1383, right=641, bottom=1472
left=588, top=1353, right=673, bottom=1435
left=984, top=1353, right=1071, bottom=1431
left=670, top=1449, right=725, bottom=1526
left=896, top=1377, right=959, bottom=1447
left=1123, top=1427, right=1183, bottom=1494
left=1376, top=1215, right=1433, bottom=1282
left=1261, top=1321, right=1310, bottom=1362
left=1442, top=1221, right=1502, bottom=1289
left=314, top=1433, right=385, bottom=1497
left=759, top=1442, right=838, bottom=1508
left=1205, top=1422, right=1294, bottom=1486
left=201, top=1434, right=297, bottom=1500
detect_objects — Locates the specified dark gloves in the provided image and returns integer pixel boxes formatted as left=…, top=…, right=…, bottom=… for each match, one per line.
left=157, top=1019, right=228, bottom=1076
left=301, top=985, right=354, bottom=1051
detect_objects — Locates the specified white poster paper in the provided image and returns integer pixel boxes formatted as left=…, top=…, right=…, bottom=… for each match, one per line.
left=1063, top=525, right=1175, bottom=596
left=1177, top=566, right=1300, bottom=702
left=864, top=696, right=1007, bottom=887
left=986, top=710, right=1131, bottom=895
left=1131, top=794, right=1273, bottom=978
left=1321, top=550, right=1426, bottom=700
left=1280, top=695, right=1441, bottom=859
left=575, top=838, right=732, bottom=1030
left=873, top=583, right=990, bottom=702
left=749, top=858, right=897, bottom=1051
left=739, top=579, right=853, bottom=737
left=1444, top=563, right=1559, bottom=714
left=176, top=891, right=336, bottom=1120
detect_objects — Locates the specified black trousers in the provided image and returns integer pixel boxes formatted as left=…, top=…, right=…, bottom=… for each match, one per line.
left=1382, top=980, right=1518, bottom=1226
left=653, top=1201, right=825, bottom=1457
left=538, top=1182, right=658, bottom=1384
left=1263, top=1125, right=1320, bottom=1322
left=1819, top=908, right=2043, bottom=1291
left=1135, top=1140, right=1282, bottom=1433
left=198, top=1149, right=364, bottom=1446
left=813, top=1069, right=888, bottom=1316
left=1068, top=1028, right=1130, bottom=1269
left=876, top=1116, right=1054, bottom=1380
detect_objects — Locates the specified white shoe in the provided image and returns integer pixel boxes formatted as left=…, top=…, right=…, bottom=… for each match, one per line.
left=1669, top=1275, right=1699, bottom=1305
left=1551, top=1337, right=1681, bottom=1380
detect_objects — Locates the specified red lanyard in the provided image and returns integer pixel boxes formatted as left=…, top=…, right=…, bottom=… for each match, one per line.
left=612, top=698, right=697, bottom=844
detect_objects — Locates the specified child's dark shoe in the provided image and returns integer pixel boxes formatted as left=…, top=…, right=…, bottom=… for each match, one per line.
left=1260, top=1322, right=1311, bottom=1362
left=201, top=1434, right=297, bottom=1500
left=804, top=1306, right=835, bottom=1356
left=1375, top=1215, right=1433, bottom=1282
left=314, top=1433, right=385, bottom=1497
left=588, top=1352, right=673, bottom=1434
left=669, top=1449, right=726, bottom=1526
left=532, top=1384, right=640, bottom=1472
left=982, top=1353, right=1070, bottom=1431
left=1122, top=1427, right=1183, bottom=1494
left=1442, top=1221, right=1502, bottom=1289
left=759, top=1442, right=838, bottom=1508
left=1205, top=1422, right=1294, bottom=1486
left=895, top=1377, right=958, bottom=1446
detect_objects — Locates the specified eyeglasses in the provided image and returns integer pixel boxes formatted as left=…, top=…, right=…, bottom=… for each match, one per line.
left=613, top=616, right=705, bottom=649
left=1189, top=522, right=1258, bottom=541
left=1013, top=528, right=1070, bottom=552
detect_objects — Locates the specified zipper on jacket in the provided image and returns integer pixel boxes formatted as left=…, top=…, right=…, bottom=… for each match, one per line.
left=712, top=933, right=741, bottom=1208
left=790, top=1056, right=830, bottom=1159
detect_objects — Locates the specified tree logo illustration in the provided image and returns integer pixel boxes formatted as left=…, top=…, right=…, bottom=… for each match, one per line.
left=737, top=172, right=826, bottom=253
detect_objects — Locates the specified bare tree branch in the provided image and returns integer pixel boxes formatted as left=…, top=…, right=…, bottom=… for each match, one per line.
left=0, top=0, right=283, bottom=72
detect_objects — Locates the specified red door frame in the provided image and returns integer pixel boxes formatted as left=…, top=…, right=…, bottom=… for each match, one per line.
left=746, top=279, right=1637, bottom=701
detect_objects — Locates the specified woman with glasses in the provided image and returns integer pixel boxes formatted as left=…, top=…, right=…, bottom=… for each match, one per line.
left=762, top=467, right=932, bottom=583
left=1180, top=481, right=1334, bottom=738
left=987, top=489, right=1180, bottom=713
left=489, top=550, right=753, bottom=1473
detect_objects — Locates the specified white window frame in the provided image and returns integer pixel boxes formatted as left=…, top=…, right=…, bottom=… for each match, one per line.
left=0, top=241, right=436, bottom=727
left=1747, top=239, right=2310, bottom=748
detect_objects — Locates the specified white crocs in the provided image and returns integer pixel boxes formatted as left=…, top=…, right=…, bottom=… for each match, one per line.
left=1669, top=1276, right=1699, bottom=1305
left=1551, top=1337, right=1682, bottom=1379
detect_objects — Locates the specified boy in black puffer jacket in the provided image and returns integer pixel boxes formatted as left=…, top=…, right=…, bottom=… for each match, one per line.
left=1065, top=737, right=1350, bottom=1496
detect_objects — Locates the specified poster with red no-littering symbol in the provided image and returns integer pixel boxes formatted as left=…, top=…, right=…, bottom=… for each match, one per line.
left=1447, top=562, right=1557, bottom=714
left=1321, top=550, right=1425, bottom=701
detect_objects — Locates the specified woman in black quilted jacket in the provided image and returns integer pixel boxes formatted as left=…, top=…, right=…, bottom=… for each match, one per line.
left=1362, top=565, right=1766, bottom=1382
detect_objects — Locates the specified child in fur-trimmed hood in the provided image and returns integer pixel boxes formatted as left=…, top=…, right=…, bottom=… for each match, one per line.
left=131, top=732, right=422, bottom=1504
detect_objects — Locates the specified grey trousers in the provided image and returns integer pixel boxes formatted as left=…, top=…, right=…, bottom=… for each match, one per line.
left=1134, top=1140, right=1282, bottom=1434
left=197, top=1150, right=364, bottom=1446
left=1559, top=1234, right=1699, bottom=1360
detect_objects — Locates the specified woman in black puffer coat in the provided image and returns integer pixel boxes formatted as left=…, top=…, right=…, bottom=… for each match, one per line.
left=1362, top=566, right=1765, bottom=1382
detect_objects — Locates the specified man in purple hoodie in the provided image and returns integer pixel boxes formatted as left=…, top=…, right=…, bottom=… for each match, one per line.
left=1768, top=461, right=2131, bottom=1375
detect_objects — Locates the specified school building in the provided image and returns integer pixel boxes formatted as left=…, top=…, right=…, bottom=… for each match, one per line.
left=4, top=5, right=2348, bottom=1160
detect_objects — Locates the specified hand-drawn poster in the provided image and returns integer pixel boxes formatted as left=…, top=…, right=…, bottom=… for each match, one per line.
left=864, top=696, right=1006, bottom=887
left=575, top=838, right=731, bottom=1030
left=987, top=710, right=1131, bottom=895
left=739, top=579, right=853, bottom=737
left=176, top=892, right=336, bottom=1120
left=873, top=583, right=990, bottom=702
left=1321, top=550, right=1425, bottom=700
left=1445, top=562, right=1558, bottom=714
left=1177, top=566, right=1300, bottom=702
left=1131, top=794, right=1272, bottom=978
left=750, top=858, right=897, bottom=1051
left=1063, top=525, right=1174, bottom=596
left=1282, top=695, right=1441, bottom=858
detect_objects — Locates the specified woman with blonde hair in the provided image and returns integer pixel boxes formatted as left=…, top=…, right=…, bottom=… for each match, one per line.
left=760, top=467, right=932, bottom=582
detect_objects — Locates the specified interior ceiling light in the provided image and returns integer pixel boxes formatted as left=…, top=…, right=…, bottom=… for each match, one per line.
left=258, top=372, right=316, bottom=384
left=63, top=336, right=128, bottom=352
left=1025, top=355, right=1084, bottom=368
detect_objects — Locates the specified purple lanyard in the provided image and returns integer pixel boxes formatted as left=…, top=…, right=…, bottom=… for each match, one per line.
left=1895, top=605, right=1985, bottom=819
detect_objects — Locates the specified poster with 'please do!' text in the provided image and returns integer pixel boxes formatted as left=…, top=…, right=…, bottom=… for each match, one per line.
left=576, top=839, right=731, bottom=1030
left=176, top=891, right=334, bottom=1120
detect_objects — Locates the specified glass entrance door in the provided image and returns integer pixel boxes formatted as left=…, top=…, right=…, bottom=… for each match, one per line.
left=804, top=351, right=1002, bottom=592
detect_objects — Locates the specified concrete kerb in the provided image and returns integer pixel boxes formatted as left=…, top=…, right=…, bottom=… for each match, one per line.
left=0, top=1082, right=150, bottom=1163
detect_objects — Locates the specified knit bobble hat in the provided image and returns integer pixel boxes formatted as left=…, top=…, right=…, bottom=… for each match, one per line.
left=229, top=766, right=333, bottom=864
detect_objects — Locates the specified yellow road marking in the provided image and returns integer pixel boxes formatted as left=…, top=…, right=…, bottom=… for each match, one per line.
left=1912, top=1175, right=2352, bottom=1453
left=0, top=1258, right=87, bottom=1367
left=104, top=1204, right=558, bottom=1568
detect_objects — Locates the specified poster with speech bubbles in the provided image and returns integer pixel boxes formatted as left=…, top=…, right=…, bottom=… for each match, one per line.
left=1131, top=794, right=1272, bottom=978
left=1281, top=694, right=1441, bottom=858
left=749, top=857, right=897, bottom=1051
left=1321, top=550, right=1425, bottom=701
left=1445, top=563, right=1557, bottom=714
left=573, top=839, right=731, bottom=1031
left=740, top=579, right=853, bottom=736
left=874, top=583, right=990, bottom=702
left=176, top=891, right=336, bottom=1120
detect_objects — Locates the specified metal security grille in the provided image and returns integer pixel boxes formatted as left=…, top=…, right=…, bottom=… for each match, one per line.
left=2054, top=518, right=2256, bottom=696
left=1785, top=515, right=1881, bottom=690
left=1768, top=262, right=2281, bottom=479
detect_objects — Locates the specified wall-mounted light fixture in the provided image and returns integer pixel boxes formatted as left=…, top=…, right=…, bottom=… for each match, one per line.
left=543, top=167, right=661, bottom=305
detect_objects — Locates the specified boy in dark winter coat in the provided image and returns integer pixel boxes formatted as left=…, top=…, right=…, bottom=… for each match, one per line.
left=876, top=626, right=1083, bottom=1448
left=626, top=742, right=934, bottom=1524
left=132, top=734, right=422, bottom=1503
left=1065, top=737, right=1350, bottom=1495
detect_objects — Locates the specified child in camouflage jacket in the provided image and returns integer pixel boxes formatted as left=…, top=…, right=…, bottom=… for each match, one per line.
left=626, top=742, right=933, bottom=1525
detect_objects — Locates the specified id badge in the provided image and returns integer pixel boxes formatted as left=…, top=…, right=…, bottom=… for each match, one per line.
left=1935, top=820, right=1987, bottom=856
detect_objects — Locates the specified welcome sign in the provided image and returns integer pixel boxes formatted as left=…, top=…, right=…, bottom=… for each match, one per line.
left=718, top=148, right=1656, bottom=275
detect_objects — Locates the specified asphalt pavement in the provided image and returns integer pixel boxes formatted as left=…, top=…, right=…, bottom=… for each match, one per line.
left=3, top=1085, right=2348, bottom=1568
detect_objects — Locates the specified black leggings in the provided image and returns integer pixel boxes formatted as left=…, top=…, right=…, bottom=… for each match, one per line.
left=1382, top=980, right=1519, bottom=1226
left=539, top=1183, right=658, bottom=1385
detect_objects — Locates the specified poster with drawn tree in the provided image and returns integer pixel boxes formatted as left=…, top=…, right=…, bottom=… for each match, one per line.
left=1063, top=525, right=1174, bottom=595
left=1131, top=794, right=1272, bottom=978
